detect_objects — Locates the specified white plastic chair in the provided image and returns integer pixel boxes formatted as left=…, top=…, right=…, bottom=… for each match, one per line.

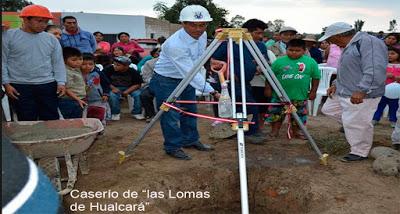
left=311, top=67, right=337, bottom=116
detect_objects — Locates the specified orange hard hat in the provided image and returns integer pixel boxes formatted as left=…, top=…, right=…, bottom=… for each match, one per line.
left=19, top=5, right=53, bottom=19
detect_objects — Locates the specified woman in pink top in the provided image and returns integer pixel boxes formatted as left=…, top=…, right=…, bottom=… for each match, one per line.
left=326, top=43, right=342, bottom=68
left=93, top=31, right=110, bottom=55
left=111, top=32, right=144, bottom=56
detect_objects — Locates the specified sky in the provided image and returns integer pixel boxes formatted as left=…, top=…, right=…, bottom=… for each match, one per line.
left=31, top=0, right=400, bottom=33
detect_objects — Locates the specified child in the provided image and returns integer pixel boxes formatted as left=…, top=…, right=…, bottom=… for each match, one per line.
left=59, top=47, right=87, bottom=118
left=103, top=56, right=144, bottom=120
left=372, top=46, right=400, bottom=127
left=81, top=53, right=111, bottom=125
left=264, top=39, right=320, bottom=139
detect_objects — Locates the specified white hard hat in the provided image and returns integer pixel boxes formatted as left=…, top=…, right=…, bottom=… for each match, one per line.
left=179, top=5, right=213, bottom=22
left=384, top=83, right=400, bottom=99
left=279, top=26, right=297, bottom=34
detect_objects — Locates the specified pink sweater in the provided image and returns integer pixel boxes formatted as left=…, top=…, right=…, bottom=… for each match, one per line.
left=386, top=63, right=400, bottom=84
left=111, top=41, right=144, bottom=55
left=326, top=44, right=342, bottom=68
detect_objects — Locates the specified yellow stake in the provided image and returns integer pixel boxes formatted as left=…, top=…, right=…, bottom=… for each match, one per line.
left=319, top=153, right=329, bottom=165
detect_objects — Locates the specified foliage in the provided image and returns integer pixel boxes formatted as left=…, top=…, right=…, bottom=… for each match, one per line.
left=388, top=19, right=398, bottom=32
left=153, top=0, right=230, bottom=36
left=1, top=0, right=32, bottom=12
left=354, top=19, right=365, bottom=32
left=230, top=14, right=245, bottom=28
left=264, top=19, right=285, bottom=32
left=273, top=19, right=284, bottom=32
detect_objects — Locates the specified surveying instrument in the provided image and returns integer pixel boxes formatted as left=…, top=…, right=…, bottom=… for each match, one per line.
left=119, top=28, right=328, bottom=214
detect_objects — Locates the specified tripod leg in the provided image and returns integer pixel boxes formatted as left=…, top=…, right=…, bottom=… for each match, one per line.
left=228, top=38, right=237, bottom=116
left=244, top=40, right=327, bottom=163
left=236, top=38, right=250, bottom=214
left=119, top=39, right=223, bottom=163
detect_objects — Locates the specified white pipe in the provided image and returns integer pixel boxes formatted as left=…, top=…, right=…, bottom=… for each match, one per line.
left=238, top=38, right=247, bottom=116
left=236, top=113, right=249, bottom=214
left=228, top=38, right=237, bottom=118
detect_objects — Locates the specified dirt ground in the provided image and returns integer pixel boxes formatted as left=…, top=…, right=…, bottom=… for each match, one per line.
left=62, top=103, right=400, bottom=214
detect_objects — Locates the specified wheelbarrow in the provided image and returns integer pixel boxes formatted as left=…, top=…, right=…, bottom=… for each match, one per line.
left=3, top=118, right=104, bottom=195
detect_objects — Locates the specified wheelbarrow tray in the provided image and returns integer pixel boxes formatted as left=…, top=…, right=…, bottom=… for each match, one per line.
left=3, top=118, right=104, bottom=159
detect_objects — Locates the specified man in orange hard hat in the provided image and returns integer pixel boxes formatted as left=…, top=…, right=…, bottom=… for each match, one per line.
left=2, top=5, right=67, bottom=121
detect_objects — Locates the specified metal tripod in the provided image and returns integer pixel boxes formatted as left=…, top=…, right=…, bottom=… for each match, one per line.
left=119, top=28, right=328, bottom=214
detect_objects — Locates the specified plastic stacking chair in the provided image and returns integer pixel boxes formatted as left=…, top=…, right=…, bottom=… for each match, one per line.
left=311, top=67, right=337, bottom=116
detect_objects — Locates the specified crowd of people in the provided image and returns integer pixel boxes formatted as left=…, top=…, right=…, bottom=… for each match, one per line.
left=2, top=4, right=400, bottom=162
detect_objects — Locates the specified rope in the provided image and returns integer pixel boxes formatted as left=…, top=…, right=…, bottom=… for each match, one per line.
left=175, top=100, right=287, bottom=106
left=284, top=104, right=297, bottom=139
left=162, top=102, right=255, bottom=124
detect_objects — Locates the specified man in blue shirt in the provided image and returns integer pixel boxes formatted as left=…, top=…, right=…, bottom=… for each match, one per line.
left=212, top=19, right=269, bottom=144
left=149, top=5, right=219, bottom=160
left=61, top=16, right=96, bottom=53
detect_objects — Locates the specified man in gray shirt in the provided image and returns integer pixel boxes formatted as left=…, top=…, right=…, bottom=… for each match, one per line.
left=2, top=5, right=66, bottom=121
left=320, top=22, right=387, bottom=162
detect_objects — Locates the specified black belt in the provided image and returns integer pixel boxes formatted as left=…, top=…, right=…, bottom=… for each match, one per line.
left=154, top=72, right=182, bottom=80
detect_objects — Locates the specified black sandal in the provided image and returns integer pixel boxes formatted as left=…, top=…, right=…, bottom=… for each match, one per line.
left=340, top=154, right=368, bottom=162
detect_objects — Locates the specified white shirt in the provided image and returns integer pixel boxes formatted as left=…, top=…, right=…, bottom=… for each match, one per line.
left=154, top=28, right=214, bottom=93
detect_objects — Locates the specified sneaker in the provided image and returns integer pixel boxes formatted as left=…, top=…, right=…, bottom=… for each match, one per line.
left=111, top=114, right=120, bottom=121
left=339, top=126, right=345, bottom=133
left=145, top=116, right=154, bottom=123
left=372, top=120, right=378, bottom=126
left=166, top=149, right=192, bottom=160
left=183, top=142, right=213, bottom=151
left=340, top=153, right=368, bottom=162
left=132, top=114, right=145, bottom=120
left=390, top=122, right=396, bottom=128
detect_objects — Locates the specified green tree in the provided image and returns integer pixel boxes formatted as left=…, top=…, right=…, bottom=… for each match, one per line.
left=266, top=21, right=275, bottom=32
left=230, top=15, right=245, bottom=28
left=273, top=19, right=284, bottom=32
left=388, top=19, right=398, bottom=32
left=1, top=0, right=32, bottom=12
left=153, top=0, right=230, bottom=36
left=354, top=19, right=365, bottom=32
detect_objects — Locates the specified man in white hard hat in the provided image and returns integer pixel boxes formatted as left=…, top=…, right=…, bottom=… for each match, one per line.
left=320, top=22, right=387, bottom=162
left=149, top=5, right=219, bottom=160
left=2, top=5, right=66, bottom=121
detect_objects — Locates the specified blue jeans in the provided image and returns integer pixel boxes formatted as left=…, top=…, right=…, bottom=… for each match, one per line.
left=10, top=82, right=59, bottom=121
left=58, top=98, right=83, bottom=119
left=109, top=87, right=142, bottom=115
left=149, top=73, right=199, bottom=153
left=373, top=96, right=399, bottom=122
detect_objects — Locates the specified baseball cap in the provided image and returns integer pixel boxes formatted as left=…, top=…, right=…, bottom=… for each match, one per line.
left=279, top=26, right=297, bottom=34
left=113, top=56, right=131, bottom=65
left=318, top=22, right=353, bottom=42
